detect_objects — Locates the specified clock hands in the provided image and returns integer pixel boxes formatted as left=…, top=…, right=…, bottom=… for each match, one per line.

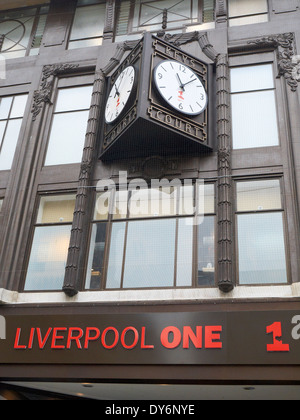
left=176, top=73, right=185, bottom=91
left=176, top=73, right=198, bottom=91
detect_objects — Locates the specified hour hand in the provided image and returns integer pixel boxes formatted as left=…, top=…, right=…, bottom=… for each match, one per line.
left=114, top=84, right=120, bottom=98
left=176, top=73, right=185, bottom=91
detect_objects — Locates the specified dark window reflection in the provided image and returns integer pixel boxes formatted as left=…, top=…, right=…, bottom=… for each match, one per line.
left=198, top=216, right=215, bottom=287
left=86, top=223, right=107, bottom=289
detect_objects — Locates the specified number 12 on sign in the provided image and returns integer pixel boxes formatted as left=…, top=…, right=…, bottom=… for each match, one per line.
left=266, top=322, right=290, bottom=352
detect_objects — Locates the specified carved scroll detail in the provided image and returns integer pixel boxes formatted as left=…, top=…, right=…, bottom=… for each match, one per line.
left=31, top=63, right=79, bottom=121
left=249, top=32, right=299, bottom=92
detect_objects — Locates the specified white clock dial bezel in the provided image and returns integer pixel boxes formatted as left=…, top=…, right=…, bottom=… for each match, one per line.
left=105, top=66, right=136, bottom=124
left=153, top=60, right=208, bottom=117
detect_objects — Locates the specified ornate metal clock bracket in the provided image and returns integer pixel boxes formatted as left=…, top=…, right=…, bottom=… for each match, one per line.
left=63, top=41, right=139, bottom=297
left=249, top=32, right=300, bottom=92
left=198, top=33, right=234, bottom=293
left=62, top=31, right=234, bottom=296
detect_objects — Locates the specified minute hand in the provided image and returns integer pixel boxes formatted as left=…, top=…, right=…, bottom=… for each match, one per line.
left=182, top=78, right=197, bottom=88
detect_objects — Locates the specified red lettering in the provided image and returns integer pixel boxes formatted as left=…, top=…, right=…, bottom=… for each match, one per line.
left=84, top=327, right=101, bottom=349
left=14, top=328, right=27, bottom=349
left=36, top=328, right=52, bottom=349
left=183, top=326, right=203, bottom=349
left=66, top=327, right=84, bottom=349
left=121, top=327, right=139, bottom=350
left=160, top=326, right=181, bottom=349
left=140, top=327, right=154, bottom=349
left=266, top=322, right=290, bottom=352
left=101, top=327, right=119, bottom=349
left=51, top=328, right=67, bottom=350
left=205, top=326, right=222, bottom=349
left=28, top=328, right=35, bottom=349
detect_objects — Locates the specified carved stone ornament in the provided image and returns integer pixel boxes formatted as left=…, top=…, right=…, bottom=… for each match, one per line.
left=31, top=63, right=79, bottom=121
left=249, top=32, right=299, bottom=92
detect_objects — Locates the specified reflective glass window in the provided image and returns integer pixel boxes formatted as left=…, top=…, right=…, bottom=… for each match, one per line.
left=45, top=85, right=93, bottom=166
left=0, top=94, right=28, bottom=171
left=69, top=0, right=106, bottom=49
left=230, top=64, right=279, bottom=149
left=24, top=195, right=76, bottom=291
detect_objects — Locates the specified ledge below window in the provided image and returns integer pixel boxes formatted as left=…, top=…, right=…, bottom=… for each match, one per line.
left=0, top=283, right=300, bottom=305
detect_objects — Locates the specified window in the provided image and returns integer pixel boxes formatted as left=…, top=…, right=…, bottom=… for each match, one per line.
left=69, top=0, right=106, bottom=49
left=115, top=0, right=215, bottom=42
left=230, top=64, right=279, bottom=149
left=0, top=94, right=28, bottom=171
left=24, top=195, right=76, bottom=291
left=0, top=5, right=49, bottom=58
left=0, top=198, right=3, bottom=212
left=45, top=82, right=93, bottom=166
left=228, top=0, right=268, bottom=26
left=86, top=182, right=216, bottom=290
left=236, top=179, right=288, bottom=285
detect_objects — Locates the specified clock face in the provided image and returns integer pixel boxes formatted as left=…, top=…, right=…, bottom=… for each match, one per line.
left=154, top=60, right=208, bottom=116
left=105, top=66, right=136, bottom=124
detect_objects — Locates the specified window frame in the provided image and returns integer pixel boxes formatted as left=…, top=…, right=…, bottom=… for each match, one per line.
left=228, top=0, right=269, bottom=27
left=0, top=93, right=29, bottom=171
left=114, top=0, right=215, bottom=42
left=68, top=0, right=107, bottom=50
left=22, top=192, right=77, bottom=292
left=0, top=4, right=49, bottom=58
left=43, top=74, right=94, bottom=167
left=234, top=177, right=291, bottom=287
left=229, top=55, right=281, bottom=150
left=84, top=181, right=217, bottom=292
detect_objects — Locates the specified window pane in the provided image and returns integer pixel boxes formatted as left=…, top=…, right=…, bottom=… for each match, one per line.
left=231, top=64, right=274, bottom=93
left=198, top=183, right=215, bottom=215
left=113, top=190, right=129, bottom=219
left=129, top=187, right=177, bottom=218
left=106, top=222, right=126, bottom=289
left=229, top=14, right=268, bottom=26
left=0, top=97, right=13, bottom=120
left=179, top=185, right=194, bottom=215
left=238, top=213, right=287, bottom=285
left=176, top=218, right=193, bottom=287
left=25, top=225, right=72, bottom=291
left=45, top=110, right=89, bottom=165
left=37, top=195, right=76, bottom=224
left=134, top=0, right=194, bottom=31
left=70, top=4, right=106, bottom=41
left=0, top=119, right=22, bottom=170
left=55, top=86, right=92, bottom=113
left=94, top=191, right=111, bottom=221
left=0, top=199, right=3, bottom=212
left=86, top=223, right=107, bottom=290
left=237, top=180, right=282, bottom=212
left=229, top=0, right=268, bottom=17
left=0, top=121, right=6, bottom=145
left=69, top=38, right=102, bottom=49
left=198, top=216, right=215, bottom=287
left=10, top=94, right=28, bottom=118
left=123, top=219, right=176, bottom=288
left=232, top=90, right=279, bottom=149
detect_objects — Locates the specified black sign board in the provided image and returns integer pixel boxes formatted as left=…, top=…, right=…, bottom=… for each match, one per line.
left=0, top=310, right=299, bottom=366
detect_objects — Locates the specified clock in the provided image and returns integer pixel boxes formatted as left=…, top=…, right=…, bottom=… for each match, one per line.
left=153, top=60, right=208, bottom=116
left=105, top=66, right=136, bottom=124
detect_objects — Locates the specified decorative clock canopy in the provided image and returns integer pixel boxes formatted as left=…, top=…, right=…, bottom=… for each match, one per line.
left=100, top=32, right=215, bottom=161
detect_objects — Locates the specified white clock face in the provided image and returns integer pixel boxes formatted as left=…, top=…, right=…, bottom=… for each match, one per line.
left=154, top=60, right=208, bottom=116
left=105, top=66, right=136, bottom=124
